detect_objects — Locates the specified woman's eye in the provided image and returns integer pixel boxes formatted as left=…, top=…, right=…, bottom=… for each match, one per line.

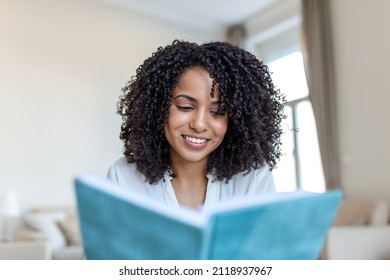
left=210, top=109, right=226, bottom=116
left=210, top=112, right=225, bottom=117
left=176, top=105, right=193, bottom=111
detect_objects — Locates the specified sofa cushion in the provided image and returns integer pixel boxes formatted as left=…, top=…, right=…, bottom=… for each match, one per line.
left=52, top=245, right=84, bottom=260
left=58, top=216, right=81, bottom=246
left=23, top=211, right=67, bottom=249
left=326, top=226, right=390, bottom=259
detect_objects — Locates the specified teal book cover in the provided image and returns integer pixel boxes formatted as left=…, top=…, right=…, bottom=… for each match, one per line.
left=74, top=174, right=342, bottom=260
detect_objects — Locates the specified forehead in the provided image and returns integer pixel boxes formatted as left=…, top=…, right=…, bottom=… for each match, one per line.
left=173, top=67, right=220, bottom=99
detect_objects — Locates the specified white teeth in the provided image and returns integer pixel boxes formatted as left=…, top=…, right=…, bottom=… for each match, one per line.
left=185, top=136, right=207, bottom=144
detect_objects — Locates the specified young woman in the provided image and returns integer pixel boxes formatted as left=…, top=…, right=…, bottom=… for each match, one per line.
left=107, top=40, right=285, bottom=209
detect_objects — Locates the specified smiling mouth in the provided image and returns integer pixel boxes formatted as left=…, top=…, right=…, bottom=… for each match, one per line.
left=183, top=135, right=208, bottom=144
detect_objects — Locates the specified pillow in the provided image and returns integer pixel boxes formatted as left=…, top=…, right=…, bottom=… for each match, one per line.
left=24, top=211, right=67, bottom=249
left=333, top=199, right=389, bottom=226
left=370, top=200, right=389, bottom=225
left=58, top=217, right=82, bottom=246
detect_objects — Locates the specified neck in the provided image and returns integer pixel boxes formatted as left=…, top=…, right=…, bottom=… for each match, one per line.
left=169, top=157, right=209, bottom=209
left=171, top=161, right=207, bottom=181
left=169, top=149, right=209, bottom=181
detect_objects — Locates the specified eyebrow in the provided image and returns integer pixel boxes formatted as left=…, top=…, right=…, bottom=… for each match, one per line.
left=173, top=94, right=222, bottom=105
left=174, top=94, right=197, bottom=102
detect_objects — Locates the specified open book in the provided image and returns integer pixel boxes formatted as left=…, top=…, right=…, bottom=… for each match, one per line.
left=74, top=173, right=342, bottom=260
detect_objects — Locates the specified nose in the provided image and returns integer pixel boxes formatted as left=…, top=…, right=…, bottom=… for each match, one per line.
left=189, top=109, right=208, bottom=133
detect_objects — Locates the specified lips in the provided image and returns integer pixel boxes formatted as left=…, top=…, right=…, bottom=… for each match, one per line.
left=182, top=135, right=209, bottom=148
left=184, top=135, right=208, bottom=144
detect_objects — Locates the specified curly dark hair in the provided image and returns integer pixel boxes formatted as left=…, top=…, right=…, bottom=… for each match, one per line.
left=117, top=40, right=285, bottom=184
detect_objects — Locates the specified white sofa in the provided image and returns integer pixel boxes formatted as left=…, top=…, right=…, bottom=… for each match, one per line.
left=14, top=207, right=84, bottom=260
left=323, top=198, right=390, bottom=260
left=326, top=226, right=390, bottom=259
left=0, top=241, right=51, bottom=260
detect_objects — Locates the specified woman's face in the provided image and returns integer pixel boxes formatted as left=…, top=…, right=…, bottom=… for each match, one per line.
left=164, top=67, right=228, bottom=166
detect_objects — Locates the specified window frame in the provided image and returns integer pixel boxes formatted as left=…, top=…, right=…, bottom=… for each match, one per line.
left=285, top=96, right=309, bottom=189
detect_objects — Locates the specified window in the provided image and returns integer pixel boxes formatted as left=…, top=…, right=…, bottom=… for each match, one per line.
left=244, top=0, right=325, bottom=193
left=268, top=52, right=325, bottom=193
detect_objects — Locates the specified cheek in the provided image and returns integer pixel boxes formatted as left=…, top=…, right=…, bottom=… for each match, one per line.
left=165, top=109, right=184, bottom=129
left=164, top=108, right=190, bottom=137
left=214, top=118, right=228, bottom=137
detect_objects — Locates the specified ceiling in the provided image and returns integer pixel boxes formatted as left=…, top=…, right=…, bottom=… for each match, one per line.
left=98, top=0, right=282, bottom=31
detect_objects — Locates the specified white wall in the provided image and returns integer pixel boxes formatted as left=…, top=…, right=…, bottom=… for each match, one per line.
left=330, top=0, right=390, bottom=203
left=0, top=0, right=220, bottom=212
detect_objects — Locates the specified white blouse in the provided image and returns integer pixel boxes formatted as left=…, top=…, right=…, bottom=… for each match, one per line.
left=107, top=157, right=276, bottom=209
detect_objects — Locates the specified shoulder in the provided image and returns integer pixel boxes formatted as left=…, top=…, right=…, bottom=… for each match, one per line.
left=106, top=157, right=147, bottom=188
left=108, top=157, right=132, bottom=171
left=107, top=157, right=136, bottom=177
left=106, top=158, right=173, bottom=202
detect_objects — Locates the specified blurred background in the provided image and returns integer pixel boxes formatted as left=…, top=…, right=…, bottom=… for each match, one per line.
left=1, top=0, right=389, bottom=215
